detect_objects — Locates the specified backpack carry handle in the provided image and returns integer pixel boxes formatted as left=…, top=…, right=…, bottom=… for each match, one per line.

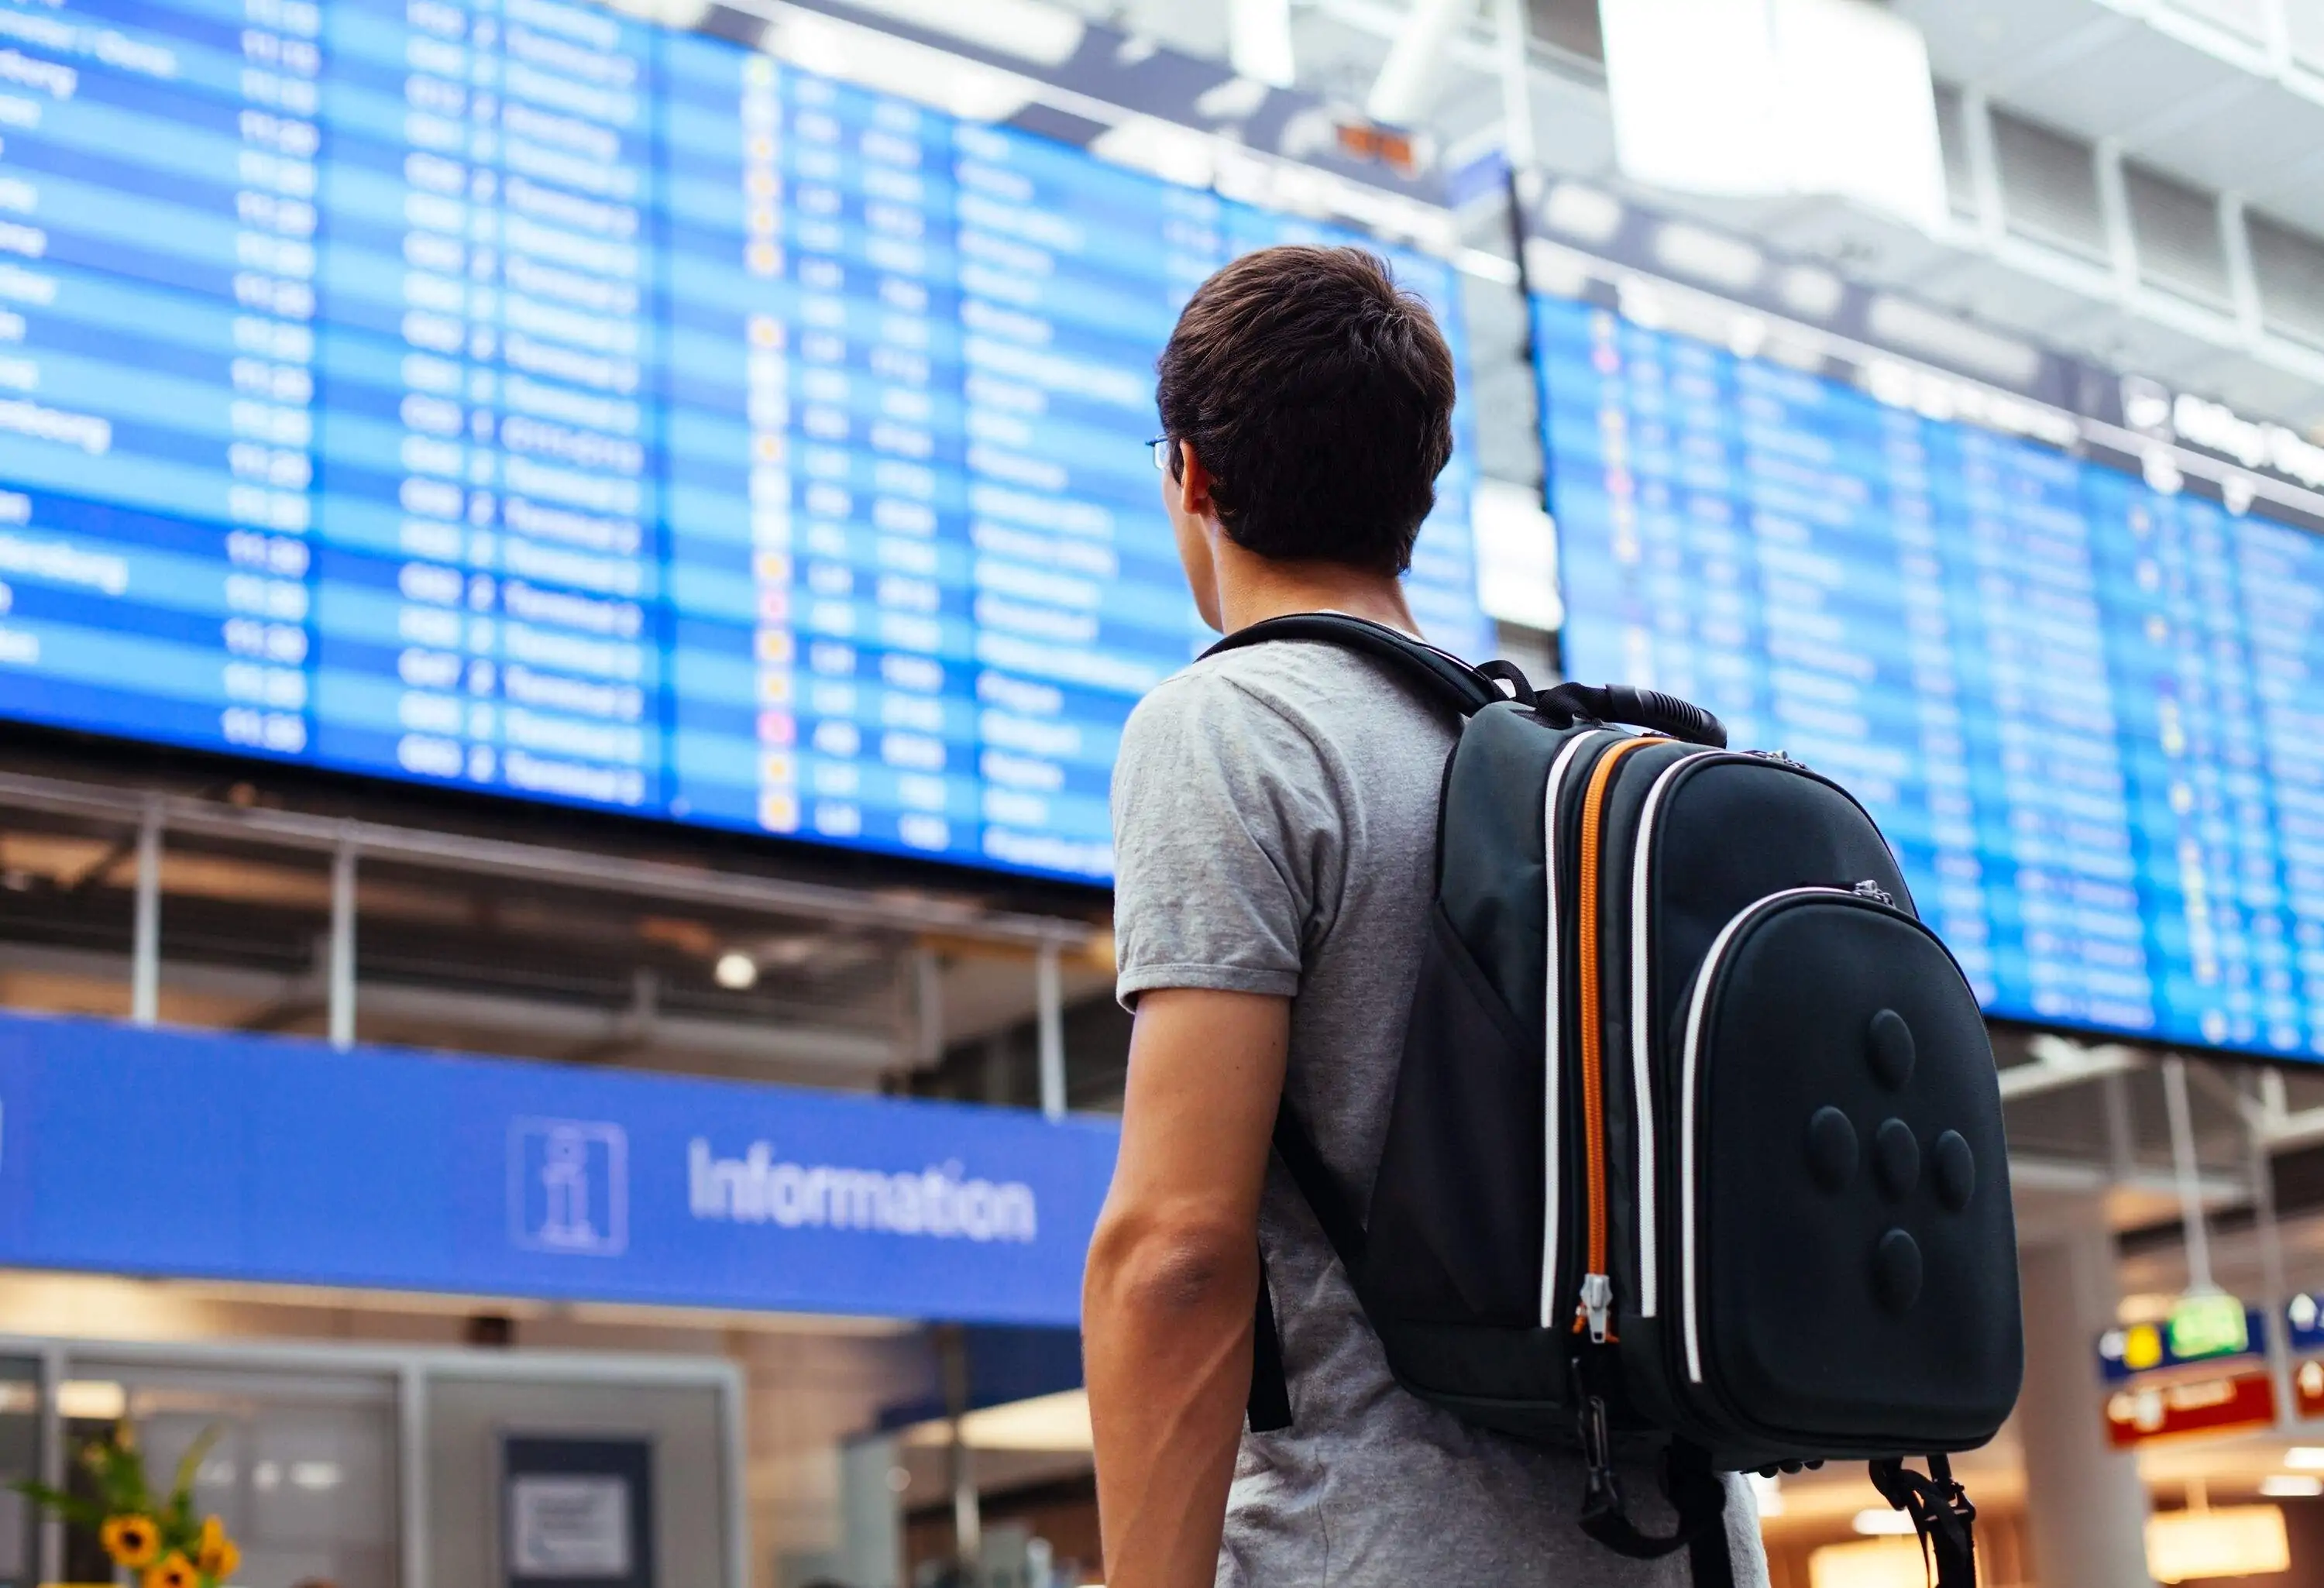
left=1542, top=682, right=1728, bottom=748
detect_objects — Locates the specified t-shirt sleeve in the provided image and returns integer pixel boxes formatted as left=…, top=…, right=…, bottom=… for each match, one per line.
left=1110, top=669, right=1342, bottom=1007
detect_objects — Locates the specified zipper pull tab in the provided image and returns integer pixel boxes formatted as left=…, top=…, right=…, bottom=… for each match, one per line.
left=1577, top=1273, right=1614, bottom=1343
left=1852, top=878, right=1895, bottom=907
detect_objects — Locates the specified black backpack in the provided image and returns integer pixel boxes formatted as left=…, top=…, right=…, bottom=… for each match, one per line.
left=1209, top=614, right=2022, bottom=1587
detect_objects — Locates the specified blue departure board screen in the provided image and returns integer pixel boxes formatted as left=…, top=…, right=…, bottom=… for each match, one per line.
left=0, top=0, right=1487, bottom=884
left=1537, top=290, right=2324, bottom=1059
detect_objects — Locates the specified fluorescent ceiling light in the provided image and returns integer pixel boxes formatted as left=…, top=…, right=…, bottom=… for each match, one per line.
left=2260, top=1475, right=2322, bottom=1497
left=1771, top=0, right=1946, bottom=232
left=834, top=0, right=1085, bottom=67
left=2284, top=1446, right=2324, bottom=1469
left=902, top=1389, right=1093, bottom=1452
left=1652, top=222, right=1763, bottom=292
left=1601, top=0, right=1783, bottom=197
left=1194, top=75, right=1270, bottom=122
left=1851, top=1507, right=1919, bottom=1537
left=59, top=1379, right=125, bottom=1420
left=1863, top=294, right=2040, bottom=388
left=603, top=0, right=710, bottom=26
left=769, top=13, right=1041, bottom=123
left=1088, top=116, right=1215, bottom=190
left=2147, top=1505, right=2290, bottom=1582
left=1778, top=265, right=1845, bottom=320
left=1600, top=0, right=1944, bottom=231
left=1810, top=1538, right=1939, bottom=1588
left=1542, top=183, right=1623, bottom=246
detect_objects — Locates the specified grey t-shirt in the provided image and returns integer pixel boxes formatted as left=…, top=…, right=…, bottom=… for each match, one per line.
left=1112, top=638, right=1769, bottom=1587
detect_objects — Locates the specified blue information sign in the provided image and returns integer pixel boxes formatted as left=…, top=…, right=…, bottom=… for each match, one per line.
left=0, top=0, right=1488, bottom=883
left=0, top=1009, right=1116, bottom=1324
left=1538, top=289, right=2324, bottom=1059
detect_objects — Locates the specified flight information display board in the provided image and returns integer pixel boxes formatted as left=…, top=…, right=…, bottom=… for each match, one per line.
left=1538, top=291, right=2324, bottom=1058
left=0, top=0, right=1487, bottom=884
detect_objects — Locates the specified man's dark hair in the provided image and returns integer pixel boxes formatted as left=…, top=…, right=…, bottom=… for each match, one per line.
left=1155, top=245, right=1456, bottom=576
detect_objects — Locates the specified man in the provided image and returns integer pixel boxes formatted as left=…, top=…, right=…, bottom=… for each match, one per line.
left=1082, top=246, right=1768, bottom=1586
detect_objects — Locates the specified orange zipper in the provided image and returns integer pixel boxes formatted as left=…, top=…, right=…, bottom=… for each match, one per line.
left=1573, top=736, right=1654, bottom=1342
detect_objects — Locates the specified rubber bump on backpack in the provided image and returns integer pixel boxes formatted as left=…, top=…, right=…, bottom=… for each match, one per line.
left=1806, top=1107, right=1858, bottom=1193
left=1867, top=1008, right=1917, bottom=1088
left=1873, top=1229, right=1924, bottom=1313
left=1934, top=1130, right=1976, bottom=1211
left=1874, top=1119, right=1920, bottom=1200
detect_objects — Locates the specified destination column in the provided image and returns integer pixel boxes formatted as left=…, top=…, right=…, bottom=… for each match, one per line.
left=312, top=0, right=663, bottom=812
left=0, top=0, right=318, bottom=758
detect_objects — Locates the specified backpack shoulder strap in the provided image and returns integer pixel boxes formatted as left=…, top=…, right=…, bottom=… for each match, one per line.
left=1200, top=613, right=1507, bottom=718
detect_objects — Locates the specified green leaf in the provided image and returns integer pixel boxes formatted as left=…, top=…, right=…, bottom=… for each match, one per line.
left=168, top=1425, right=221, bottom=1513
left=9, top=1478, right=106, bottom=1528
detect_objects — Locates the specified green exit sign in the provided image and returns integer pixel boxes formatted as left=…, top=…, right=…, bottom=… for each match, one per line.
left=2168, top=1292, right=2252, bottom=1363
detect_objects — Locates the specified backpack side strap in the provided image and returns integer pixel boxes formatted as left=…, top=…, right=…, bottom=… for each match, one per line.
left=1868, top=1455, right=1977, bottom=1588
left=1246, top=1246, right=1292, bottom=1433
left=1572, top=1354, right=1732, bottom=1582
left=1243, top=1104, right=1370, bottom=1435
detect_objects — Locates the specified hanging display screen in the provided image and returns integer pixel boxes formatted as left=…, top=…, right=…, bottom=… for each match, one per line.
left=0, top=0, right=1487, bottom=882
left=1538, top=288, right=2324, bottom=1059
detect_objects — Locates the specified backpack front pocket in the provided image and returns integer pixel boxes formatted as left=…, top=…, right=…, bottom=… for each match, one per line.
left=1671, top=890, right=2020, bottom=1455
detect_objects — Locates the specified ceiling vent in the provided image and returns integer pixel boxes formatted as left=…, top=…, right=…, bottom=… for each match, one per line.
left=1991, top=109, right=2105, bottom=262
left=2126, top=160, right=2229, bottom=308
left=2250, top=211, right=2324, bottom=349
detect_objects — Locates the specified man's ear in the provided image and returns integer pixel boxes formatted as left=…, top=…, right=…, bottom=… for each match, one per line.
left=1175, top=441, right=1217, bottom=521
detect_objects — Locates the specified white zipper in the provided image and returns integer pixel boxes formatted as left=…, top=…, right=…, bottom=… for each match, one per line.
left=1538, top=731, right=1608, bottom=1328
left=1623, top=748, right=1718, bottom=1318
left=1678, top=885, right=1864, bottom=1383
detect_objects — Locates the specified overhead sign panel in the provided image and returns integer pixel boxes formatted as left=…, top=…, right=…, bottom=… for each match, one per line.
left=1531, top=198, right=2324, bottom=1060
left=0, top=0, right=1489, bottom=885
left=0, top=1009, right=1116, bottom=1325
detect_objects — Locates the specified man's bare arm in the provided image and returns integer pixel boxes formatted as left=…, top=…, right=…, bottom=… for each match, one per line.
left=1084, top=987, right=1289, bottom=1588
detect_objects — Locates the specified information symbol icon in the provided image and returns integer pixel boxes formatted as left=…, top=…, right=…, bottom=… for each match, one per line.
left=509, top=1119, right=629, bottom=1256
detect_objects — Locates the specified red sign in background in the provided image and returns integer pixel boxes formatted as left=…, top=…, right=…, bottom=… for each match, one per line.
left=2106, top=1370, right=2278, bottom=1448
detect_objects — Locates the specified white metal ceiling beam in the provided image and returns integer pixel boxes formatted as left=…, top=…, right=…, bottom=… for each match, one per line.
left=0, top=767, right=1095, bottom=949
left=1229, top=0, right=1297, bottom=88
left=1366, top=0, right=1477, bottom=123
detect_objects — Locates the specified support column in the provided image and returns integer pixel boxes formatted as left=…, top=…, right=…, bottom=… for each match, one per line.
left=2017, top=1204, right=2154, bottom=1588
left=938, top=1323, right=981, bottom=1585
left=129, top=798, right=161, bottom=1026
left=328, top=837, right=356, bottom=1050
left=1036, top=942, right=1065, bottom=1122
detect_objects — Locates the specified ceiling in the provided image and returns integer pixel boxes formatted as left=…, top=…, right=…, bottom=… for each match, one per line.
left=1036, top=0, right=2324, bottom=431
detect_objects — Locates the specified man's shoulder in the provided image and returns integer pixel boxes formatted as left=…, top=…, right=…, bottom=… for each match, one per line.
left=1131, top=638, right=1448, bottom=741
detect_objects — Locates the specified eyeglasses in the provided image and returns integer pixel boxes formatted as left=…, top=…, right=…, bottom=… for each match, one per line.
left=1148, top=437, right=1172, bottom=471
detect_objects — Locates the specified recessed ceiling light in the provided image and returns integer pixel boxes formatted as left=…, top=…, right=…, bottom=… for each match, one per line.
left=1852, top=1507, right=1919, bottom=1536
left=713, top=951, right=758, bottom=991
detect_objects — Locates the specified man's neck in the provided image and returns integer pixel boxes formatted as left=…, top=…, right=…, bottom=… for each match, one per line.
left=1213, top=548, right=1420, bottom=638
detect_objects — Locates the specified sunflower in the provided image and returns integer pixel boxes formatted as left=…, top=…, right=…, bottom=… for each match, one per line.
left=195, top=1514, right=241, bottom=1579
left=143, top=1552, right=199, bottom=1588
left=100, top=1514, right=160, bottom=1568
